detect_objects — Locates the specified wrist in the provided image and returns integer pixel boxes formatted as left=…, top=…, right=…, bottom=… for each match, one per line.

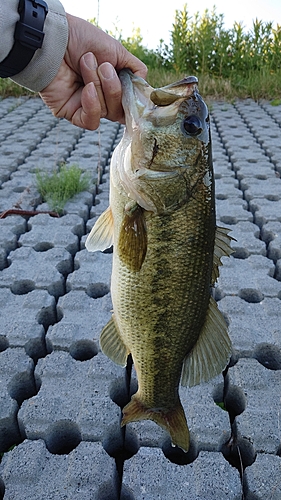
left=11, top=0, right=68, bottom=92
left=0, top=0, right=48, bottom=78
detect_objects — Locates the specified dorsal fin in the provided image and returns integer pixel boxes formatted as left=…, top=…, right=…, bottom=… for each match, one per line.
left=212, top=226, right=234, bottom=283
left=181, top=296, right=231, bottom=387
left=85, top=206, right=114, bottom=252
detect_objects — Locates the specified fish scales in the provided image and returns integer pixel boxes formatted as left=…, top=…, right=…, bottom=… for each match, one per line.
left=86, top=70, right=233, bottom=452
left=114, top=208, right=212, bottom=398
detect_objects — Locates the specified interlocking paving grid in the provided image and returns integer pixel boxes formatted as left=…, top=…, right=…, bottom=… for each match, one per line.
left=0, top=96, right=280, bottom=499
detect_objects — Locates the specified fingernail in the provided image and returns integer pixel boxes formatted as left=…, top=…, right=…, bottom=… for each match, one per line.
left=99, top=62, right=115, bottom=80
left=87, top=82, right=97, bottom=99
left=83, top=52, right=97, bottom=70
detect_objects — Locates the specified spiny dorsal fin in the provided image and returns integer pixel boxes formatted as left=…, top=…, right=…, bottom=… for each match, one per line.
left=100, top=315, right=129, bottom=367
left=181, top=296, right=231, bottom=387
left=85, top=206, right=114, bottom=252
left=118, top=202, right=147, bottom=272
left=212, top=226, right=234, bottom=283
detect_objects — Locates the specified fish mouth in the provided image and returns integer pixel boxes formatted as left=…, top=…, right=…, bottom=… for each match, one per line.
left=119, top=69, right=154, bottom=135
left=119, top=70, right=199, bottom=132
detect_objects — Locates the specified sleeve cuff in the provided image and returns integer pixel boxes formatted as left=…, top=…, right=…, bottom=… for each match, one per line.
left=11, top=0, right=68, bottom=92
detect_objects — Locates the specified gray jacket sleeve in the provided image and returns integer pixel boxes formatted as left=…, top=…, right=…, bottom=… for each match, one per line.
left=0, top=0, right=68, bottom=92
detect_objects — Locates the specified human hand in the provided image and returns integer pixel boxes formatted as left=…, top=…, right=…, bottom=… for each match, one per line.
left=39, top=13, right=147, bottom=130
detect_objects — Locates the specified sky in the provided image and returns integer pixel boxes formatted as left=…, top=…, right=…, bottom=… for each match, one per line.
left=62, top=0, right=281, bottom=49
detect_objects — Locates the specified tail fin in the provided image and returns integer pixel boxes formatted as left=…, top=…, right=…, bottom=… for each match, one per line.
left=121, top=395, right=190, bottom=452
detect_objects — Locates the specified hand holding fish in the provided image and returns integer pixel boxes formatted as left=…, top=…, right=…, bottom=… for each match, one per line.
left=40, top=14, right=147, bottom=130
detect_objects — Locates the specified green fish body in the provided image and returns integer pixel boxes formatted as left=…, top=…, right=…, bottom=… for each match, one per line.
left=86, top=70, right=232, bottom=452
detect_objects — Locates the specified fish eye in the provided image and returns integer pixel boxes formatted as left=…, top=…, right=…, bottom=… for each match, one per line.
left=183, top=115, right=203, bottom=136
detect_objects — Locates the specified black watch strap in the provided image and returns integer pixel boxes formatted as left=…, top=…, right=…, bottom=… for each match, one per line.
left=0, top=0, right=48, bottom=78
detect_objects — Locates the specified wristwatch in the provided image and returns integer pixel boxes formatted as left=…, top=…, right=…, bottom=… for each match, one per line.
left=0, top=0, right=48, bottom=78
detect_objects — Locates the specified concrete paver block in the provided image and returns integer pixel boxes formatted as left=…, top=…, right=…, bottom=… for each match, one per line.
left=230, top=358, right=281, bottom=454
left=19, top=213, right=84, bottom=255
left=47, top=290, right=112, bottom=351
left=66, top=249, right=112, bottom=292
left=122, top=447, right=241, bottom=500
left=246, top=454, right=281, bottom=500
left=18, top=351, right=123, bottom=442
left=0, top=246, right=73, bottom=298
left=218, top=296, right=281, bottom=350
left=0, top=439, right=117, bottom=500
left=0, top=288, right=56, bottom=358
left=221, top=221, right=266, bottom=258
left=249, top=198, right=281, bottom=227
left=216, top=254, right=280, bottom=298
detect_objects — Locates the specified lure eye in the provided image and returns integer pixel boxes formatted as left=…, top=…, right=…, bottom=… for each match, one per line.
left=183, top=115, right=203, bottom=136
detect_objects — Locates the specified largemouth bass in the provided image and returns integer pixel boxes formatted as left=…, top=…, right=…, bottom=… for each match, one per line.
left=86, top=70, right=232, bottom=452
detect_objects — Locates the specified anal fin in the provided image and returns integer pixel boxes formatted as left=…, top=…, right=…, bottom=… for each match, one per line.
left=212, top=226, right=235, bottom=283
left=100, top=315, right=129, bottom=367
left=181, top=296, right=231, bottom=387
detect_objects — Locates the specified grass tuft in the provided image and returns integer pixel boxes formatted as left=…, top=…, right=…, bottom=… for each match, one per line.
left=270, top=98, right=281, bottom=106
left=0, top=78, right=32, bottom=97
left=36, top=164, right=91, bottom=214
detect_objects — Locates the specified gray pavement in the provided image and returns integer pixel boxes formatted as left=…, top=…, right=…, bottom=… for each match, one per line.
left=0, top=96, right=280, bottom=499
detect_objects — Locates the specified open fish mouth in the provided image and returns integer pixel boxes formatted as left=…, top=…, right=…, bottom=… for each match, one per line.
left=119, top=70, right=209, bottom=145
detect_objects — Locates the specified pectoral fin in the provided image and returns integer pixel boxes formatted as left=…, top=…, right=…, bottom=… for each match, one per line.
left=118, top=202, right=147, bottom=272
left=212, top=226, right=234, bottom=283
left=85, top=206, right=114, bottom=252
left=100, top=315, right=129, bottom=367
left=181, top=296, right=231, bottom=387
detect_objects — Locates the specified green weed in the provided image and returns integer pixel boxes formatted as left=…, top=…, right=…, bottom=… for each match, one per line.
left=270, top=98, right=281, bottom=106
left=36, top=164, right=91, bottom=214
left=0, top=78, right=32, bottom=97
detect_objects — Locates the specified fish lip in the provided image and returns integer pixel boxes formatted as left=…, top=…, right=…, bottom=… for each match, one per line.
left=150, top=76, right=199, bottom=106
left=119, top=69, right=154, bottom=135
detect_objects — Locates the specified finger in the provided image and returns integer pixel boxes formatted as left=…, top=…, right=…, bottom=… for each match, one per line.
left=80, top=52, right=108, bottom=118
left=71, top=82, right=102, bottom=130
left=125, top=58, right=147, bottom=79
left=117, top=48, right=148, bottom=79
left=98, top=63, right=124, bottom=123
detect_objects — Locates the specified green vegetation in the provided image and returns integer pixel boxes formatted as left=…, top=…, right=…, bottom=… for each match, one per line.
left=152, top=5, right=281, bottom=100
left=109, top=5, right=281, bottom=101
left=36, top=164, right=91, bottom=214
left=215, top=401, right=228, bottom=411
left=0, top=78, right=32, bottom=97
left=1, top=5, right=281, bottom=100
left=270, top=98, right=281, bottom=106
